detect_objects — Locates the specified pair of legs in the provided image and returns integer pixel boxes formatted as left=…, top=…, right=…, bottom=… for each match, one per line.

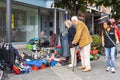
left=105, top=46, right=116, bottom=73
left=79, top=44, right=91, bottom=71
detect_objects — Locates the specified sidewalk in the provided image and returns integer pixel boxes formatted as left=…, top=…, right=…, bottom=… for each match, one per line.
left=4, top=48, right=120, bottom=80
left=6, top=55, right=120, bottom=80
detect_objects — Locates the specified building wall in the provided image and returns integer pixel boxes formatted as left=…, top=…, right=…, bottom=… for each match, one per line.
left=15, top=0, right=54, bottom=8
left=1, top=0, right=65, bottom=49
left=0, top=2, right=38, bottom=43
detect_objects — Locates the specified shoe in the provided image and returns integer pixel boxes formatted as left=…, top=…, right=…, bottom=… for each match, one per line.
left=68, top=64, right=76, bottom=67
left=111, top=68, right=116, bottom=73
left=106, top=67, right=110, bottom=71
left=115, top=55, right=119, bottom=58
left=77, top=66, right=86, bottom=69
left=82, top=68, right=92, bottom=72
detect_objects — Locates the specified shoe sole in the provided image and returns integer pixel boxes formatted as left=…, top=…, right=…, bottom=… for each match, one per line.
left=82, top=69, right=92, bottom=72
left=77, top=67, right=85, bottom=70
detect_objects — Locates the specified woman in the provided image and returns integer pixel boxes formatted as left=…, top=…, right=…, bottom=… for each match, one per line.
left=64, top=20, right=77, bottom=67
left=49, top=31, right=58, bottom=47
left=101, top=20, right=119, bottom=73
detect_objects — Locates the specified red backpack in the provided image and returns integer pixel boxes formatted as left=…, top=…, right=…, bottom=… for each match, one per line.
left=115, top=26, right=120, bottom=39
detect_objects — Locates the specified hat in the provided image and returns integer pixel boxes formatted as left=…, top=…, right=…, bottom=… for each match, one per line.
left=97, top=15, right=109, bottom=24
left=109, top=18, right=115, bottom=23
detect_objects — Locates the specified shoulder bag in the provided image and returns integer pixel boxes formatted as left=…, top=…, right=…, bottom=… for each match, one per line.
left=105, top=30, right=116, bottom=46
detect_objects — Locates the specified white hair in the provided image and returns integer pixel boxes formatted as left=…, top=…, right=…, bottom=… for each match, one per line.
left=71, top=16, right=78, bottom=21
left=66, top=20, right=71, bottom=26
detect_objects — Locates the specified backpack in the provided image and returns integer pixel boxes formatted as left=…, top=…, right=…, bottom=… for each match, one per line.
left=0, top=43, right=17, bottom=72
left=115, top=26, right=120, bottom=39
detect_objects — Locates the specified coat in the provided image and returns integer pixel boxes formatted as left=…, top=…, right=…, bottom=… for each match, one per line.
left=72, top=20, right=93, bottom=47
left=68, top=25, right=76, bottom=48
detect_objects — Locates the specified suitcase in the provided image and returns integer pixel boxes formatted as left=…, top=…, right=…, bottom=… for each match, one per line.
left=1, top=43, right=16, bottom=67
left=60, top=33, right=70, bottom=58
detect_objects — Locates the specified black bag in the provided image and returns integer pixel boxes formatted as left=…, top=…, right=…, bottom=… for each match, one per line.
left=1, top=43, right=16, bottom=68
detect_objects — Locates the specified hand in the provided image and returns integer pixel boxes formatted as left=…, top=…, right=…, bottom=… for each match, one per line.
left=72, top=41, right=75, bottom=45
left=116, top=40, right=119, bottom=44
left=40, top=39, right=44, bottom=43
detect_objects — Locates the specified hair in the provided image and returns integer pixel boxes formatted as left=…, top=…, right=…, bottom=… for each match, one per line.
left=71, top=16, right=78, bottom=21
left=107, top=20, right=111, bottom=25
left=65, top=20, right=71, bottom=26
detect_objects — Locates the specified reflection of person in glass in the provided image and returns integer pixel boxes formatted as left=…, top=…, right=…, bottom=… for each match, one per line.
left=49, top=31, right=58, bottom=47
left=12, top=29, right=16, bottom=42
left=39, top=31, right=49, bottom=47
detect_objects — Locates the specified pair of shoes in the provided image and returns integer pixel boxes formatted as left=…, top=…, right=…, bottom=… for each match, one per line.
left=82, top=68, right=92, bottom=72
left=77, top=66, right=85, bottom=69
left=68, top=64, right=76, bottom=67
left=111, top=68, right=116, bottom=73
left=106, top=67, right=110, bottom=71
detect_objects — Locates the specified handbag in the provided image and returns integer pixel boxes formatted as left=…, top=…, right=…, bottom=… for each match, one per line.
left=105, top=30, right=117, bottom=46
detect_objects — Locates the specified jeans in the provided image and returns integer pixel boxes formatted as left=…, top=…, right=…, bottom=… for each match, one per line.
left=115, top=47, right=117, bottom=57
left=105, top=47, right=116, bottom=68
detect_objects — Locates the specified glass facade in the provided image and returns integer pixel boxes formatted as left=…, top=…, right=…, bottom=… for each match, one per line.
left=0, top=2, right=38, bottom=43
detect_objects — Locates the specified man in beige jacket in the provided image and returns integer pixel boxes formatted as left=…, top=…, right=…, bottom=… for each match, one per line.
left=71, top=16, right=93, bottom=72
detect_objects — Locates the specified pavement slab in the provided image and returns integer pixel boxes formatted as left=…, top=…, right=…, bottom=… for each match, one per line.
left=51, top=66, right=83, bottom=80
left=8, top=68, right=61, bottom=80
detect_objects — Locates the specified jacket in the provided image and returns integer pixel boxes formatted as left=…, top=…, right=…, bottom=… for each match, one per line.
left=73, top=20, right=93, bottom=47
left=68, top=25, right=76, bottom=48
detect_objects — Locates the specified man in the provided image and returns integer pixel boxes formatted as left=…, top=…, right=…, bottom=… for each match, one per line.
left=71, top=16, right=93, bottom=72
left=39, top=31, right=49, bottom=47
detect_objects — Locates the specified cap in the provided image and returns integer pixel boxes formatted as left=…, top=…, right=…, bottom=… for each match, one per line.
left=109, top=18, right=115, bottom=23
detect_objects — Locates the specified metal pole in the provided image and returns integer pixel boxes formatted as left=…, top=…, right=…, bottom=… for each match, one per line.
left=92, top=14, right=94, bottom=34
left=6, top=0, right=12, bottom=43
left=54, top=8, right=56, bottom=34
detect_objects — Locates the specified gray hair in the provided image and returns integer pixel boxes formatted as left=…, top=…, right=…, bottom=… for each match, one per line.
left=65, top=20, right=72, bottom=26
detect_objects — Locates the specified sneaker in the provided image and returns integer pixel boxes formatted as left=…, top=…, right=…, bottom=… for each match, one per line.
left=106, top=67, right=110, bottom=71
left=68, top=64, right=76, bottom=67
left=111, top=68, right=116, bottom=73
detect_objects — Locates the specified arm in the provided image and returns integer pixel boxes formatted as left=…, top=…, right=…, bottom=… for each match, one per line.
left=101, top=30, right=105, bottom=47
left=72, top=22, right=84, bottom=44
left=115, top=29, right=119, bottom=44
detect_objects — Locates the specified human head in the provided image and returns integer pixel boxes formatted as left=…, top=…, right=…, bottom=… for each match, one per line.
left=103, top=20, right=111, bottom=29
left=40, top=31, right=45, bottom=35
left=64, top=20, right=71, bottom=28
left=50, top=31, right=53, bottom=36
left=71, top=16, right=78, bottom=25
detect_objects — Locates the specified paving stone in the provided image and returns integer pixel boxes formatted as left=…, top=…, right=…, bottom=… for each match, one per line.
left=51, top=66, right=83, bottom=80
